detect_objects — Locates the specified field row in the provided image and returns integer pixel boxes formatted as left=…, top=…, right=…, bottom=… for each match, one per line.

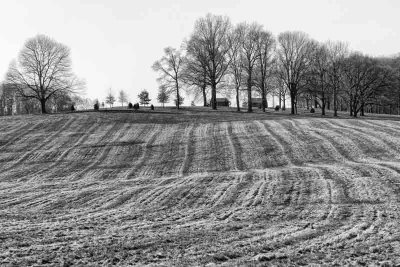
left=1, top=114, right=400, bottom=181
left=1, top=113, right=400, bottom=265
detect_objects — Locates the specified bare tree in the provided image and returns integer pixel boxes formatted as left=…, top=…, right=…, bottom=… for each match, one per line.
left=105, top=89, right=115, bottom=108
left=118, top=90, right=128, bottom=107
left=241, top=22, right=262, bottom=113
left=275, top=75, right=289, bottom=109
left=277, top=31, right=314, bottom=114
left=138, top=89, right=151, bottom=106
left=326, top=41, right=348, bottom=116
left=5, top=34, right=84, bottom=114
left=227, top=24, right=245, bottom=111
left=183, top=39, right=209, bottom=106
left=152, top=47, right=185, bottom=109
left=342, top=53, right=391, bottom=117
left=255, top=28, right=275, bottom=112
left=187, top=14, right=232, bottom=110
left=308, top=42, right=330, bottom=115
left=157, top=85, right=170, bottom=108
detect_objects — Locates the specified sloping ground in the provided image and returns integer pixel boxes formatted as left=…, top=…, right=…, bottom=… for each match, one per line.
left=0, top=111, right=399, bottom=266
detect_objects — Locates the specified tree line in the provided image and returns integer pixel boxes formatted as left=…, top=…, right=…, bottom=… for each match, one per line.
left=2, top=16, right=399, bottom=117
left=153, top=13, right=400, bottom=117
left=0, top=33, right=146, bottom=115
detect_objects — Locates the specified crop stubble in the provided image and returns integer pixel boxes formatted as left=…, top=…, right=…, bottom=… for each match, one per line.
left=0, top=112, right=399, bottom=265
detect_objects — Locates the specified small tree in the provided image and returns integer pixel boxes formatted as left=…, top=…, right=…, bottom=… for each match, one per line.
left=138, top=90, right=151, bottom=106
left=94, top=100, right=100, bottom=111
left=105, top=89, right=116, bottom=108
left=152, top=47, right=185, bottom=109
left=157, top=85, right=170, bottom=108
left=174, top=95, right=184, bottom=107
left=118, top=90, right=128, bottom=107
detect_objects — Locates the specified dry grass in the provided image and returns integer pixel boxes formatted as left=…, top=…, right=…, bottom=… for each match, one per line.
left=0, top=108, right=399, bottom=266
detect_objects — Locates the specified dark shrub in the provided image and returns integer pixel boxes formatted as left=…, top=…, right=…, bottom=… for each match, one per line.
left=150, top=104, right=154, bottom=110
left=275, top=105, right=280, bottom=111
left=133, top=103, right=139, bottom=110
left=71, top=105, right=75, bottom=111
left=128, top=102, right=133, bottom=109
left=94, top=102, right=99, bottom=111
left=282, top=107, right=286, bottom=111
left=310, top=108, right=315, bottom=113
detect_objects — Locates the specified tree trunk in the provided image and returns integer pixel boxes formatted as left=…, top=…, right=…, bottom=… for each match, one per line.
left=398, top=92, right=400, bottom=115
left=283, top=93, right=286, bottom=110
left=290, top=91, right=295, bottom=115
left=333, top=88, right=338, bottom=117
left=202, top=86, right=207, bottom=107
left=247, top=74, right=252, bottom=113
left=290, top=83, right=297, bottom=115
left=279, top=91, right=282, bottom=108
left=40, top=98, right=47, bottom=114
left=261, top=86, right=266, bottom=112
left=176, top=84, right=180, bottom=109
left=236, top=86, right=240, bottom=112
left=211, top=82, right=217, bottom=110
left=247, top=88, right=252, bottom=112
left=327, top=97, right=331, bottom=110
left=349, top=95, right=353, bottom=116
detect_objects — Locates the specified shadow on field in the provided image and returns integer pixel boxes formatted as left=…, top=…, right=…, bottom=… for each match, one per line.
left=9, top=106, right=400, bottom=125
left=67, top=106, right=400, bottom=124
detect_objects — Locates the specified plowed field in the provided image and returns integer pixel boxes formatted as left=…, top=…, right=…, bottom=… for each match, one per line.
left=1, top=110, right=399, bottom=265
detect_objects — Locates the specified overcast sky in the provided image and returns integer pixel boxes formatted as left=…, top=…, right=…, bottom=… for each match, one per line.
left=1, top=0, right=399, bottom=104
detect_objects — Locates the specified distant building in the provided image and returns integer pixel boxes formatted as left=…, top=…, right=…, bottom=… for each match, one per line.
left=0, top=83, right=40, bottom=115
left=251, top=98, right=263, bottom=108
left=216, top=98, right=230, bottom=107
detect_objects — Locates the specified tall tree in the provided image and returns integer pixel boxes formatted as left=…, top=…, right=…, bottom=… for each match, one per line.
left=277, top=31, right=314, bottom=114
left=227, top=24, right=245, bottom=111
left=183, top=39, right=209, bottom=107
left=5, top=34, right=83, bottom=114
left=255, top=28, right=275, bottom=112
left=308, top=42, right=330, bottom=115
left=187, top=14, right=232, bottom=110
left=118, top=90, right=128, bottom=107
left=326, top=41, right=348, bottom=116
left=241, top=22, right=262, bottom=113
left=157, top=85, right=170, bottom=108
left=152, top=47, right=185, bottom=109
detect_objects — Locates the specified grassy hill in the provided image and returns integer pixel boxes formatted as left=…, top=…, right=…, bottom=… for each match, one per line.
left=1, top=108, right=400, bottom=265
